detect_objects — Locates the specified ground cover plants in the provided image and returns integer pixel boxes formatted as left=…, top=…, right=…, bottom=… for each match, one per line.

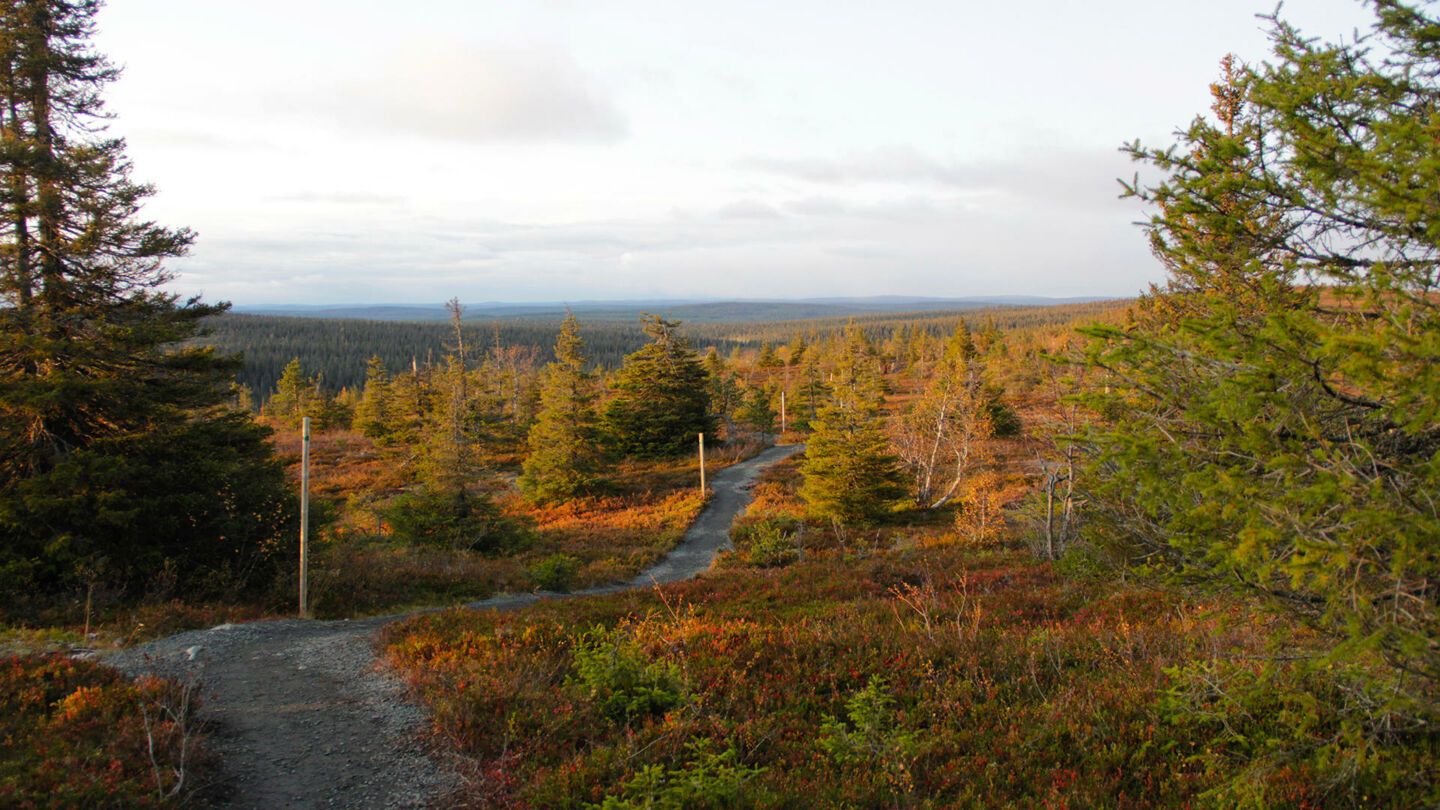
left=0, top=654, right=207, bottom=809
left=385, top=457, right=1440, bottom=808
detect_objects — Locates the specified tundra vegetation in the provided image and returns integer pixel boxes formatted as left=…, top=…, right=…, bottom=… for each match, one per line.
left=3, top=0, right=1439, bottom=807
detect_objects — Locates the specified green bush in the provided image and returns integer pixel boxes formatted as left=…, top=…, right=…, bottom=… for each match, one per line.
left=732, top=516, right=801, bottom=567
left=984, top=392, right=1021, bottom=437
left=570, top=625, right=686, bottom=725
left=528, top=553, right=582, bottom=593
left=379, top=487, right=523, bottom=554
left=589, top=740, right=766, bottom=809
left=819, top=675, right=921, bottom=798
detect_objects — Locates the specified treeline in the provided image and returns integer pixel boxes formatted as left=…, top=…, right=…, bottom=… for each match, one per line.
left=195, top=315, right=657, bottom=401
left=199, top=299, right=1128, bottom=403
left=699, top=299, right=1126, bottom=345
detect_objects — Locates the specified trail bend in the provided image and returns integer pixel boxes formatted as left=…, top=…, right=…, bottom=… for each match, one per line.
left=106, top=443, right=803, bottom=809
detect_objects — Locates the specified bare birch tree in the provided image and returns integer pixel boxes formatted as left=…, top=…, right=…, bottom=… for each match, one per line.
left=890, top=350, right=992, bottom=509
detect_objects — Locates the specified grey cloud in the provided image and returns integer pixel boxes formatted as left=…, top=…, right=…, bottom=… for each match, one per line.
left=785, top=196, right=849, bottom=217
left=741, top=144, right=1142, bottom=211
left=269, top=192, right=409, bottom=206
left=739, top=156, right=848, bottom=184
left=825, top=244, right=902, bottom=260
left=129, top=128, right=277, bottom=151
left=716, top=199, right=784, bottom=220
left=739, top=145, right=972, bottom=187
left=174, top=178, right=1159, bottom=306
left=289, top=43, right=627, bottom=143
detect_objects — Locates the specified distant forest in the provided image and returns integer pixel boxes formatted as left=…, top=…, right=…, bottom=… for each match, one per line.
left=198, top=300, right=1127, bottom=400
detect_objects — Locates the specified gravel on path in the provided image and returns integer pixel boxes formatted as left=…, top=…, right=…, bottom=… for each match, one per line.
left=105, top=443, right=802, bottom=809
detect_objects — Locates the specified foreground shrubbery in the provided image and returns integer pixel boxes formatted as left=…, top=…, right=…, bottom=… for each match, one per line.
left=384, top=454, right=1440, bottom=807
left=382, top=550, right=1177, bottom=806
left=388, top=545, right=1439, bottom=807
left=0, top=655, right=207, bottom=808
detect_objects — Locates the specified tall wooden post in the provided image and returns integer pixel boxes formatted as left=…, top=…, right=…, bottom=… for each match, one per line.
left=299, top=417, right=311, bottom=618
left=780, top=390, right=787, bottom=434
left=698, top=432, right=706, bottom=493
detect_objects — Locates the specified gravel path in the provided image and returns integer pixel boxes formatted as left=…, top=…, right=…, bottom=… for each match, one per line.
left=105, top=444, right=802, bottom=809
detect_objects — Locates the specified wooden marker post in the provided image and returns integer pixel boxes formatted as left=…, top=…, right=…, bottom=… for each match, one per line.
left=299, top=416, right=311, bottom=618
left=699, top=432, right=706, bottom=493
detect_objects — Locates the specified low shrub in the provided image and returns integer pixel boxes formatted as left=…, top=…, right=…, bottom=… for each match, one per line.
left=570, top=624, right=687, bottom=726
left=0, top=655, right=207, bottom=808
left=588, top=740, right=766, bottom=809
left=528, top=554, right=582, bottom=593
left=730, top=515, right=801, bottom=567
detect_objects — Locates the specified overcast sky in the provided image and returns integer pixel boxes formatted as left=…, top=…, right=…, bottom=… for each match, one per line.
left=92, top=0, right=1377, bottom=305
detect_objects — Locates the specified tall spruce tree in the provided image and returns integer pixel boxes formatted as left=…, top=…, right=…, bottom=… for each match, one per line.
left=735, top=383, right=777, bottom=435
left=0, top=1, right=294, bottom=598
left=601, top=315, right=713, bottom=458
left=353, top=355, right=392, bottom=439
left=702, top=348, right=742, bottom=419
left=1086, top=3, right=1440, bottom=733
left=265, top=357, right=315, bottom=426
left=520, top=312, right=602, bottom=502
left=800, top=329, right=905, bottom=524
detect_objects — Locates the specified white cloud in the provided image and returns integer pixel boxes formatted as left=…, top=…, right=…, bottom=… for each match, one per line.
left=286, top=42, right=628, bottom=143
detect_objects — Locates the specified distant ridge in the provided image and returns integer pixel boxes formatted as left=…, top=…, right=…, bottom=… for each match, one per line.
left=234, top=296, right=1111, bottom=324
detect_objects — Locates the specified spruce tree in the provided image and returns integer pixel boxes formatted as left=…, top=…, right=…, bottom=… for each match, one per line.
left=756, top=342, right=783, bottom=370
left=520, top=312, right=603, bottom=503
left=0, top=1, right=294, bottom=598
left=790, top=358, right=829, bottom=432
left=0, top=1, right=220, bottom=479
left=601, top=315, right=713, bottom=458
left=353, top=355, right=392, bottom=439
left=420, top=354, right=477, bottom=494
left=702, top=348, right=742, bottom=419
left=786, top=336, right=807, bottom=367
left=735, top=384, right=777, bottom=435
left=831, top=326, right=887, bottom=406
left=1086, top=4, right=1440, bottom=723
left=799, top=334, right=905, bottom=524
left=799, top=399, right=907, bottom=525
left=265, top=357, right=315, bottom=426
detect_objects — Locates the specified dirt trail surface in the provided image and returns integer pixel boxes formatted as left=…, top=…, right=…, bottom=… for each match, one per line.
left=105, top=443, right=802, bottom=809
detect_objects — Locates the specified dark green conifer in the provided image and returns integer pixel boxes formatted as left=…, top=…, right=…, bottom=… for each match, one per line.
left=703, top=348, right=742, bottom=418
left=799, top=398, right=907, bottom=525
left=266, top=358, right=316, bottom=426
left=799, top=333, right=905, bottom=524
left=601, top=315, right=713, bottom=458
left=756, top=342, right=783, bottom=370
left=521, top=312, right=603, bottom=502
left=353, top=356, right=392, bottom=439
left=735, top=384, right=778, bottom=435
left=0, top=1, right=294, bottom=598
